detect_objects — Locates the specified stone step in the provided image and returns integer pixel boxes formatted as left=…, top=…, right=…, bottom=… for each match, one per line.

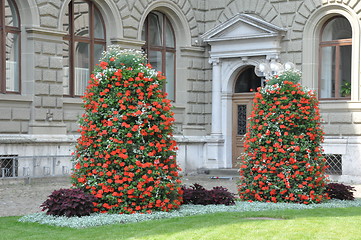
left=198, top=168, right=239, bottom=177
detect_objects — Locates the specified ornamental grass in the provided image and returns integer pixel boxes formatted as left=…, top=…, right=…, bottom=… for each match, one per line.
left=239, top=70, right=328, bottom=204
left=71, top=46, right=182, bottom=214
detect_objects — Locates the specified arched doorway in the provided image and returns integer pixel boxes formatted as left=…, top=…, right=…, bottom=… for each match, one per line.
left=232, top=66, right=262, bottom=167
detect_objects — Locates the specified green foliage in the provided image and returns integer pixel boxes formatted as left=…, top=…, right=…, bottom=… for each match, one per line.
left=266, top=70, right=301, bottom=85
left=239, top=70, right=329, bottom=204
left=96, top=46, right=147, bottom=71
left=341, top=81, right=351, bottom=97
left=71, top=46, right=182, bottom=214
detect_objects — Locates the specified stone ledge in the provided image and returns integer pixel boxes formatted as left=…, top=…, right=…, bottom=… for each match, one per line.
left=0, top=176, right=71, bottom=186
left=174, top=135, right=225, bottom=143
left=0, top=134, right=77, bottom=144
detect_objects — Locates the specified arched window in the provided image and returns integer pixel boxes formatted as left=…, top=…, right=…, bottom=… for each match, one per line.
left=319, top=16, right=352, bottom=99
left=142, top=11, right=176, bottom=101
left=0, top=0, right=20, bottom=94
left=63, top=0, right=106, bottom=97
left=234, top=66, right=262, bottom=93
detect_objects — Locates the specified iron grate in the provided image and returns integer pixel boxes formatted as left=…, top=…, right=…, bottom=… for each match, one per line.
left=0, top=155, right=18, bottom=178
left=237, top=105, right=247, bottom=135
left=324, top=154, right=342, bottom=175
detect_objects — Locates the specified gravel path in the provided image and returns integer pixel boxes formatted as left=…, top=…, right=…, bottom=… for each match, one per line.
left=0, top=176, right=360, bottom=217
left=0, top=179, right=72, bottom=217
left=0, top=176, right=236, bottom=217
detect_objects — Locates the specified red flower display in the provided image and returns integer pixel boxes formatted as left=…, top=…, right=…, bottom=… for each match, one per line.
left=71, top=46, right=182, bottom=214
left=238, top=70, right=329, bottom=204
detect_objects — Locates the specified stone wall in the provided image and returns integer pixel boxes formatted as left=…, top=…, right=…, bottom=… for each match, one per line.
left=1, top=0, right=332, bottom=137
left=0, top=0, right=213, bottom=136
left=1, top=0, right=361, bottom=180
left=4, top=0, right=361, bottom=137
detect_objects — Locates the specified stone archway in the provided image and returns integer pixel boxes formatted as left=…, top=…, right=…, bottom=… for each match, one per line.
left=202, top=14, right=286, bottom=169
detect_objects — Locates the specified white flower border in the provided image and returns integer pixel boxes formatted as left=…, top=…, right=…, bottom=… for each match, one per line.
left=18, top=199, right=361, bottom=229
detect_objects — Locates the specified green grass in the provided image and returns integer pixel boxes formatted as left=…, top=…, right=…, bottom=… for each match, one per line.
left=1, top=207, right=361, bottom=240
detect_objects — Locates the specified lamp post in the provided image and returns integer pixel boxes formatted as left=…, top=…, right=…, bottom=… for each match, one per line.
left=254, top=59, right=296, bottom=80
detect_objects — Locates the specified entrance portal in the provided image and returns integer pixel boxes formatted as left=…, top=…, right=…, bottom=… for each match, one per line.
left=231, top=66, right=262, bottom=168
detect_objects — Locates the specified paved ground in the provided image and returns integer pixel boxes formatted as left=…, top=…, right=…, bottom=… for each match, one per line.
left=0, top=177, right=72, bottom=217
left=0, top=175, right=360, bottom=217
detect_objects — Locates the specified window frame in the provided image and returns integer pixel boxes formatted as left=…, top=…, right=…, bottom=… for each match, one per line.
left=63, top=0, right=106, bottom=97
left=0, top=0, right=21, bottom=94
left=142, top=11, right=176, bottom=101
left=318, top=16, right=352, bottom=100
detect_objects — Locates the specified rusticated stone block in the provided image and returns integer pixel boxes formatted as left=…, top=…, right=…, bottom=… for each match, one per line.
left=42, top=96, right=57, bottom=107
left=329, top=113, right=352, bottom=123
left=340, top=124, right=361, bottom=135
left=0, top=108, right=11, bottom=120
left=0, top=121, right=21, bottom=133
left=12, top=108, right=31, bottom=120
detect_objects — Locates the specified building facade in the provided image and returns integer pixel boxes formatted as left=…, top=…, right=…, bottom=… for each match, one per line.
left=0, top=0, right=360, bottom=183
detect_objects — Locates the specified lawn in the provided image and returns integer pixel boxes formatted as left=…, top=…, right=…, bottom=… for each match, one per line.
left=1, top=206, right=360, bottom=240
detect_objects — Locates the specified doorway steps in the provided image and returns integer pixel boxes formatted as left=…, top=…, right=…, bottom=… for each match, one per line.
left=195, top=168, right=239, bottom=179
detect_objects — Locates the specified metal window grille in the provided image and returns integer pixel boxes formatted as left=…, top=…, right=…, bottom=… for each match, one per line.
left=0, top=155, right=72, bottom=179
left=324, top=154, right=342, bottom=175
left=237, top=105, right=247, bottom=135
left=0, top=155, right=18, bottom=178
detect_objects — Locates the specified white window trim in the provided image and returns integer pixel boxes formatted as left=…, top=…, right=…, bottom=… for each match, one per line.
left=302, top=5, right=360, bottom=101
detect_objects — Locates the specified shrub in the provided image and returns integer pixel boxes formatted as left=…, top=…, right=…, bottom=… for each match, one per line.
left=182, top=183, right=235, bottom=205
left=238, top=70, right=329, bottom=204
left=71, top=46, right=182, bottom=214
left=182, top=183, right=212, bottom=205
left=40, top=188, right=96, bottom=217
left=211, top=186, right=236, bottom=205
left=326, top=183, right=355, bottom=200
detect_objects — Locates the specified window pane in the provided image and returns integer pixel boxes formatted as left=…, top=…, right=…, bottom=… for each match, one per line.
left=320, top=46, right=336, bottom=98
left=74, top=0, right=89, bottom=37
left=165, top=20, right=175, bottom=48
left=339, top=45, right=352, bottom=97
left=4, top=0, right=19, bottom=27
left=94, top=8, right=104, bottom=39
left=75, top=42, right=89, bottom=95
left=234, top=67, right=262, bottom=93
left=62, top=1, right=106, bottom=97
left=149, top=50, right=162, bottom=71
left=5, top=32, right=19, bottom=92
left=62, top=41, right=70, bottom=95
left=149, top=13, right=162, bottom=46
left=94, top=44, right=104, bottom=65
left=322, top=17, right=352, bottom=41
left=166, top=52, right=175, bottom=100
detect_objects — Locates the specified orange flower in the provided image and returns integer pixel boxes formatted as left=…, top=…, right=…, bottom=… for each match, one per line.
left=100, top=61, right=108, bottom=69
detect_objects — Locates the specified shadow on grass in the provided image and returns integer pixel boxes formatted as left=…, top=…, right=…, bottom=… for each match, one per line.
left=1, top=207, right=361, bottom=240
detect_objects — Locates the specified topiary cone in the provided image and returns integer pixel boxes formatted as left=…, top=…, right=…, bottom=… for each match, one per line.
left=238, top=70, right=329, bottom=204
left=71, top=46, right=183, bottom=214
